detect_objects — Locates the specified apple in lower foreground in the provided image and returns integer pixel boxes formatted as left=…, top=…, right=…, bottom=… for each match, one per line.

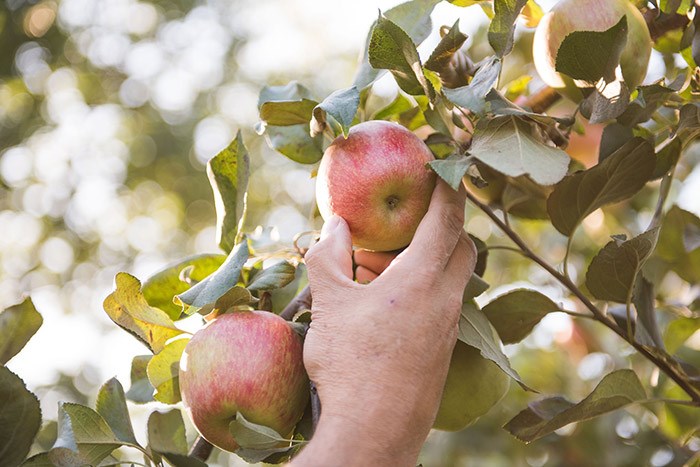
left=533, top=0, right=652, bottom=101
left=316, top=120, right=436, bottom=252
left=434, top=340, right=510, bottom=431
left=179, top=310, right=309, bottom=452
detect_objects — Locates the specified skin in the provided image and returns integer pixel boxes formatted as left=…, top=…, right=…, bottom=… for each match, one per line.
left=316, top=120, right=436, bottom=252
left=289, top=180, right=477, bottom=466
left=533, top=0, right=652, bottom=95
left=179, top=311, right=309, bottom=452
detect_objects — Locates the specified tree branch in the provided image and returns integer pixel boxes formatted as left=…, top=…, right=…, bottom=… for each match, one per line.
left=463, top=184, right=700, bottom=403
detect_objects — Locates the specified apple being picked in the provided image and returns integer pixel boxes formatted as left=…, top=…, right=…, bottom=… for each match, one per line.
left=533, top=0, right=652, bottom=100
left=179, top=310, right=309, bottom=452
left=316, top=120, right=436, bottom=252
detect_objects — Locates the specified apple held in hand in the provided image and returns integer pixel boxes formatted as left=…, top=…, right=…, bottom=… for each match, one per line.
left=533, top=0, right=651, bottom=100
left=316, top=120, right=436, bottom=252
left=434, top=340, right=510, bottom=431
left=179, top=311, right=309, bottom=452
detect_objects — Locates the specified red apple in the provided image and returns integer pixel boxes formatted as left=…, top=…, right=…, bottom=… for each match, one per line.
left=179, top=311, right=309, bottom=452
left=533, top=0, right=652, bottom=100
left=316, top=120, right=436, bottom=252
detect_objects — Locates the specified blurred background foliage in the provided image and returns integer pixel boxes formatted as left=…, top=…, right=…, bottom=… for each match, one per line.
left=1, top=0, right=698, bottom=465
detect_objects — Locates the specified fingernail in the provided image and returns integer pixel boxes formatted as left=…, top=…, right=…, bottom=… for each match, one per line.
left=320, top=216, right=341, bottom=240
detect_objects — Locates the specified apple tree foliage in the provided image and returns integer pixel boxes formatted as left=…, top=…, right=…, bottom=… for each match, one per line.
left=2, top=0, right=700, bottom=465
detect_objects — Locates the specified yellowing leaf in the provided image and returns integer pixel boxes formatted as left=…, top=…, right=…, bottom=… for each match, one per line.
left=103, top=273, right=184, bottom=354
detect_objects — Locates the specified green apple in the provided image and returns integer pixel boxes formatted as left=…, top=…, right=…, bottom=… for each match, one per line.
left=316, top=120, right=436, bottom=252
left=533, top=0, right=652, bottom=101
left=179, top=311, right=309, bottom=452
left=434, top=340, right=510, bottom=431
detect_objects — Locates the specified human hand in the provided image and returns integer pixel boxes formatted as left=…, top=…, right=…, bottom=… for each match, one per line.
left=291, top=180, right=476, bottom=467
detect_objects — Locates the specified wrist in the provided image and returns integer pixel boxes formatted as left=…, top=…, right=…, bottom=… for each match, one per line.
left=290, top=413, right=420, bottom=467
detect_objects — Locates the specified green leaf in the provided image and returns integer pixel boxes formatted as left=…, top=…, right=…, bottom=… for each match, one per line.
left=469, top=116, right=570, bottom=185
left=488, top=0, right=528, bottom=57
left=676, top=103, right=700, bottom=144
left=264, top=124, right=324, bottom=164
left=653, top=137, right=682, bottom=179
left=617, top=82, right=682, bottom=127
left=470, top=234, right=488, bottom=277
left=259, top=83, right=324, bottom=164
left=148, top=409, right=188, bottom=456
left=0, top=297, right=42, bottom=365
left=142, top=254, right=227, bottom=320
left=425, top=20, right=468, bottom=74
left=175, top=240, right=249, bottom=313
left=372, top=93, right=415, bottom=120
left=458, top=301, right=532, bottom=391
left=555, top=16, right=628, bottom=84
left=463, top=274, right=489, bottom=300
left=660, top=0, right=692, bottom=15
left=235, top=446, right=297, bottom=464
left=147, top=338, right=189, bottom=404
left=368, top=15, right=432, bottom=97
left=229, top=412, right=294, bottom=450
left=547, top=137, right=655, bottom=236
left=354, top=0, right=440, bottom=89
left=502, top=175, right=553, bottom=220
left=581, top=82, right=631, bottom=124
left=631, top=277, right=665, bottom=349
left=599, top=122, right=634, bottom=162
left=247, top=261, right=297, bottom=293
left=443, top=56, right=502, bottom=113
left=664, top=317, right=700, bottom=354
left=504, top=369, right=646, bottom=442
left=103, top=273, right=184, bottom=354
left=258, top=82, right=314, bottom=106
left=96, top=378, right=138, bottom=446
left=655, top=206, right=700, bottom=283
left=482, top=290, right=560, bottom=344
left=428, top=154, right=472, bottom=190
left=207, top=131, right=250, bottom=254
left=312, top=86, right=360, bottom=137
left=126, top=355, right=154, bottom=403
left=213, top=286, right=254, bottom=312
left=50, top=403, right=122, bottom=466
left=585, top=227, right=659, bottom=303
left=260, top=99, right=318, bottom=126
left=158, top=453, right=208, bottom=467
left=0, top=367, right=41, bottom=467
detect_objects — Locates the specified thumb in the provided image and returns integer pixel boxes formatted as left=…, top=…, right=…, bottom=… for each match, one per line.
left=304, top=216, right=354, bottom=285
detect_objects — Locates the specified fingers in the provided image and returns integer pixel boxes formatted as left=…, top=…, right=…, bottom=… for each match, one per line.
left=388, top=180, right=466, bottom=275
left=443, top=231, right=477, bottom=292
left=353, top=250, right=400, bottom=275
left=355, top=266, right=378, bottom=284
left=305, top=216, right=355, bottom=286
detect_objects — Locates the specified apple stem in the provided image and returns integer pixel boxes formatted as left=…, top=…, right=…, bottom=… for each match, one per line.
left=189, top=436, right=214, bottom=461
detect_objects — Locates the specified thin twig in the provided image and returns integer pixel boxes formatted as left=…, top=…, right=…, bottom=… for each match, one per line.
left=463, top=183, right=700, bottom=403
